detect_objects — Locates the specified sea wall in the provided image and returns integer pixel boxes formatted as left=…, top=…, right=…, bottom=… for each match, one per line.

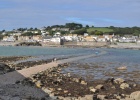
left=64, top=41, right=108, bottom=47
left=0, top=41, right=20, bottom=46
left=110, top=42, right=140, bottom=49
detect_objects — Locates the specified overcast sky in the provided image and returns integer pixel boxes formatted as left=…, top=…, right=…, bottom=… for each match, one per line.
left=0, top=0, right=140, bottom=30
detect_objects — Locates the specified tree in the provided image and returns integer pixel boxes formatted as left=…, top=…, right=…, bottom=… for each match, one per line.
left=86, top=25, right=89, bottom=28
left=65, top=23, right=83, bottom=30
left=48, top=30, right=55, bottom=36
left=2, top=30, right=5, bottom=32
left=109, top=26, right=115, bottom=29
left=94, top=31, right=103, bottom=35
left=21, top=32, right=33, bottom=36
left=46, top=26, right=51, bottom=30
left=0, top=35, right=3, bottom=40
left=60, top=31, right=68, bottom=35
left=133, top=30, right=140, bottom=36
left=72, top=28, right=87, bottom=35
left=89, top=31, right=95, bottom=35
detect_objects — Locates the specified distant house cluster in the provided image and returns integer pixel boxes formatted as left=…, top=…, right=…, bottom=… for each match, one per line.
left=1, top=26, right=140, bottom=45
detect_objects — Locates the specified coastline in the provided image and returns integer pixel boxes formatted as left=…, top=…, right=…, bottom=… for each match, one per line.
left=0, top=52, right=106, bottom=99
left=0, top=44, right=140, bottom=99
left=1, top=41, right=140, bottom=50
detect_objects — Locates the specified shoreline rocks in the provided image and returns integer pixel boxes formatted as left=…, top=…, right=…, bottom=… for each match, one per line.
left=15, top=42, right=42, bottom=46
left=18, top=63, right=140, bottom=100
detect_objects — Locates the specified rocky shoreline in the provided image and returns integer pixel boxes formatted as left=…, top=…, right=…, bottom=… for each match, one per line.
left=15, top=42, right=42, bottom=46
left=0, top=56, right=56, bottom=75
left=0, top=56, right=140, bottom=100
left=17, top=63, right=140, bottom=100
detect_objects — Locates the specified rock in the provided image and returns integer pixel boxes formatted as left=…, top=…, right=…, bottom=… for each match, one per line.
left=85, top=95, right=94, bottom=100
left=72, top=78, right=82, bottom=83
left=120, top=98, right=134, bottom=100
left=78, top=96, right=87, bottom=100
left=114, top=78, right=125, bottom=84
left=63, top=97, right=73, bottom=100
left=80, top=80, right=87, bottom=85
left=105, top=77, right=114, bottom=83
left=95, top=84, right=104, bottom=89
left=56, top=78, right=62, bottom=83
left=68, top=93, right=71, bottom=96
left=89, top=87, right=97, bottom=93
left=35, top=80, right=43, bottom=88
left=64, top=90, right=68, bottom=93
left=132, top=83, right=137, bottom=87
left=111, top=86, right=116, bottom=89
left=49, top=88, right=55, bottom=92
left=15, top=67, right=22, bottom=70
left=42, top=88, right=51, bottom=94
left=117, top=66, right=127, bottom=70
left=67, top=73, right=71, bottom=77
left=58, top=96, right=65, bottom=100
left=116, top=95, right=122, bottom=99
left=57, top=88, right=62, bottom=91
left=130, top=91, right=140, bottom=100
left=97, top=95, right=106, bottom=100
left=0, top=63, right=13, bottom=74
left=120, top=83, right=129, bottom=89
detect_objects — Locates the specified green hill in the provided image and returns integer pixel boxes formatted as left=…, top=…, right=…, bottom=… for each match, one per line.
left=87, top=27, right=114, bottom=33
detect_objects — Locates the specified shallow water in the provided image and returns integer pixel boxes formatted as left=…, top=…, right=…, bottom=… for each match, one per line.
left=0, top=46, right=140, bottom=83
left=61, top=48, right=140, bottom=83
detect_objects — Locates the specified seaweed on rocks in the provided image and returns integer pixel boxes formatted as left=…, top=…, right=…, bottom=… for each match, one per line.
left=17, top=63, right=140, bottom=99
left=0, top=63, right=15, bottom=75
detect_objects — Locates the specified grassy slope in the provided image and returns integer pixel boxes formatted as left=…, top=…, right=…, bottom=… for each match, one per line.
left=87, top=27, right=114, bottom=33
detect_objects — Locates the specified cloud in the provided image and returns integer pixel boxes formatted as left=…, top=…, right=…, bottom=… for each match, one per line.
left=94, top=18, right=123, bottom=24
left=64, top=17, right=94, bottom=25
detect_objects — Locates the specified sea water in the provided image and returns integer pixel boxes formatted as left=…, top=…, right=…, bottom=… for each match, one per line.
left=0, top=46, right=140, bottom=83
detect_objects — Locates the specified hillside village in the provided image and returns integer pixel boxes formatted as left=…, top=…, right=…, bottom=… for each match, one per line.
left=1, top=23, right=140, bottom=46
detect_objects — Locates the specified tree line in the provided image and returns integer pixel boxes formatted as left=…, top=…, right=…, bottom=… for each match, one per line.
left=0, top=23, right=140, bottom=36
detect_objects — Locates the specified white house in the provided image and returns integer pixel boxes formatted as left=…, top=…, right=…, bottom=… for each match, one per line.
left=2, top=36, right=15, bottom=42
left=54, top=32, right=61, bottom=37
left=43, top=36, right=52, bottom=43
left=50, top=37, right=60, bottom=43
left=97, top=36, right=106, bottom=42
left=63, top=36, right=73, bottom=41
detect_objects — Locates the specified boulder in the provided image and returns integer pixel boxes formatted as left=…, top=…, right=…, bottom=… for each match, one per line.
left=64, top=90, right=68, bottom=93
left=97, top=95, right=106, bottom=100
left=57, top=88, right=62, bottom=91
left=89, top=87, right=98, bottom=93
left=117, top=66, right=127, bottom=70
left=72, top=78, right=81, bottom=83
left=85, top=95, right=94, bottom=100
left=114, top=78, right=125, bottom=84
left=0, top=63, right=13, bottom=74
left=35, top=80, right=43, bottom=88
left=80, top=80, right=87, bottom=85
left=95, top=84, right=104, bottom=90
left=120, top=83, right=129, bottom=89
left=130, top=91, right=140, bottom=100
